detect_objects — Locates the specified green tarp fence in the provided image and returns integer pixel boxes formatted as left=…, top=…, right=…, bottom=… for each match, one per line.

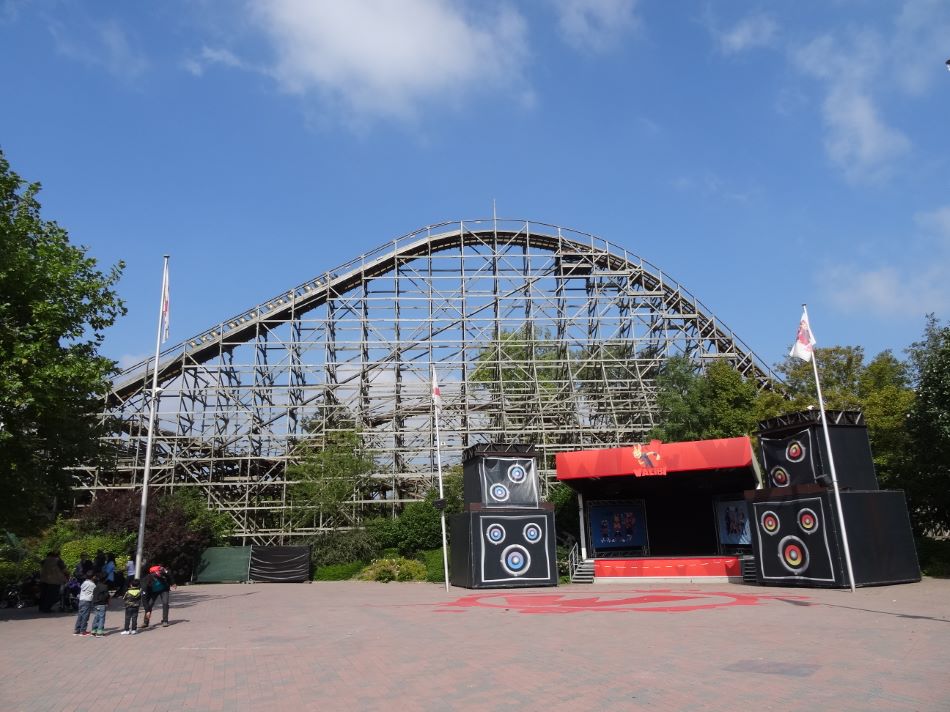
left=195, top=546, right=252, bottom=583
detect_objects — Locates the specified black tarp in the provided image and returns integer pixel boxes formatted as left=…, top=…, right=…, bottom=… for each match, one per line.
left=248, top=546, right=311, bottom=583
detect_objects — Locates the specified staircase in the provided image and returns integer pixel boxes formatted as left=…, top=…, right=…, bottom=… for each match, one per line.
left=571, top=559, right=595, bottom=584
left=567, top=543, right=595, bottom=583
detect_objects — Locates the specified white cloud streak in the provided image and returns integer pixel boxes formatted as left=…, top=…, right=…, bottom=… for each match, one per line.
left=49, top=18, right=148, bottom=80
left=793, top=32, right=909, bottom=183
left=717, top=14, right=777, bottom=55
left=250, top=0, right=530, bottom=122
left=552, top=0, right=639, bottom=53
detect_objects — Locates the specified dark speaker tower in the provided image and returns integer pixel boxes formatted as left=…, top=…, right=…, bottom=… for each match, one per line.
left=450, top=510, right=557, bottom=589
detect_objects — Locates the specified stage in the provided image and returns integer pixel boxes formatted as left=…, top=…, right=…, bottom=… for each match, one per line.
left=556, top=437, right=758, bottom=583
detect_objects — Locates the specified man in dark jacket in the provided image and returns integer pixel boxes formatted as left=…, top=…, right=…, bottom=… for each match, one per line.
left=38, top=551, right=67, bottom=612
left=141, top=564, right=175, bottom=628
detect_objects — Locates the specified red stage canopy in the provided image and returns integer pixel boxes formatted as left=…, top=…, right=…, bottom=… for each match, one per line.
left=555, top=437, right=753, bottom=481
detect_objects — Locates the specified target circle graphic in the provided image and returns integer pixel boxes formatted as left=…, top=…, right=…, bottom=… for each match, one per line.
left=507, top=463, right=528, bottom=484
left=786, top=440, right=805, bottom=463
left=779, top=535, right=809, bottom=573
left=489, top=484, right=510, bottom=502
left=501, top=545, right=531, bottom=576
left=486, top=523, right=506, bottom=545
left=798, top=508, right=819, bottom=533
left=523, top=523, right=543, bottom=543
left=770, top=466, right=790, bottom=487
left=760, top=510, right=780, bottom=535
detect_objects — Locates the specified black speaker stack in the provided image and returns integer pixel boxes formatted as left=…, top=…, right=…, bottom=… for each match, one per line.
left=450, top=443, right=558, bottom=589
left=748, top=411, right=920, bottom=588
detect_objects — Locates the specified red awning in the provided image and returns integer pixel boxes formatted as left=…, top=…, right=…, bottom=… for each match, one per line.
left=555, top=437, right=753, bottom=481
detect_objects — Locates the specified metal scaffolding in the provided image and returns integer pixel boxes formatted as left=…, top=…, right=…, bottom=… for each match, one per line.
left=83, top=219, right=775, bottom=543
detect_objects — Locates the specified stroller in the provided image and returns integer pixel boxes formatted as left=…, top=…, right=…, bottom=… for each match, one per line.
left=60, top=576, right=81, bottom=612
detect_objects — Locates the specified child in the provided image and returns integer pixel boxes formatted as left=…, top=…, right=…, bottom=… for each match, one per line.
left=121, top=578, right=142, bottom=635
left=73, top=572, right=95, bottom=636
left=91, top=573, right=110, bottom=636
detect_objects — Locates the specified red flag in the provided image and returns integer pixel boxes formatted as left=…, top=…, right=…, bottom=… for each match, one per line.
left=431, top=365, right=442, bottom=413
left=790, top=308, right=816, bottom=362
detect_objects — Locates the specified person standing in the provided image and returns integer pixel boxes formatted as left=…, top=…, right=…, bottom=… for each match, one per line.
left=121, top=579, right=142, bottom=635
left=141, top=564, right=174, bottom=628
left=38, top=551, right=67, bottom=613
left=73, top=572, right=95, bottom=636
left=91, top=574, right=110, bottom=636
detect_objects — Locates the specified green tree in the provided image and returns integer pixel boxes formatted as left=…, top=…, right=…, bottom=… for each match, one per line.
left=286, top=428, right=377, bottom=527
left=650, top=357, right=759, bottom=441
left=902, top=316, right=950, bottom=533
left=0, top=150, right=126, bottom=533
left=469, top=325, right=569, bottom=434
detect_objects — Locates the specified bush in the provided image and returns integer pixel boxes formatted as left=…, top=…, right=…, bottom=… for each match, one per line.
left=392, top=502, right=442, bottom=557
left=309, top=528, right=382, bottom=569
left=359, top=557, right=428, bottom=583
left=60, top=534, right=134, bottom=571
left=417, top=548, right=447, bottom=583
left=314, top=561, right=366, bottom=581
left=917, top=537, right=950, bottom=577
left=364, top=517, right=400, bottom=550
left=0, top=559, right=33, bottom=586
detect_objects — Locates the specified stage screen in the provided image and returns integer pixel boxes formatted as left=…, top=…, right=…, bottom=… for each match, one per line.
left=589, top=501, right=647, bottom=549
left=716, top=499, right=751, bottom=546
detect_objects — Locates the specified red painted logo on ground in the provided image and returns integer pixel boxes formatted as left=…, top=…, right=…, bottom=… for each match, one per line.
left=435, top=589, right=808, bottom=614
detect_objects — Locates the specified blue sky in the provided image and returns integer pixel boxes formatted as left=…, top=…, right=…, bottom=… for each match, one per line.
left=2, top=1, right=949, bottom=371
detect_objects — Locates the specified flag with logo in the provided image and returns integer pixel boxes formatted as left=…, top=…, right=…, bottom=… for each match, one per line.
left=790, top=308, right=815, bottom=362
left=431, top=365, right=442, bottom=414
left=160, top=261, right=170, bottom=343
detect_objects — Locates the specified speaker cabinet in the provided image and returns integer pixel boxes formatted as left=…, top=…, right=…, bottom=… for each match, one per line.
left=748, top=489, right=920, bottom=588
left=752, top=495, right=839, bottom=584
left=450, top=510, right=557, bottom=589
left=462, top=443, right=540, bottom=509
left=758, top=410, right=879, bottom=491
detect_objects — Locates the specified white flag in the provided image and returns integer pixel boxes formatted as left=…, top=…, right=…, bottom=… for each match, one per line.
left=160, top=261, right=170, bottom=343
left=431, top=365, right=442, bottom=413
left=790, top=308, right=816, bottom=362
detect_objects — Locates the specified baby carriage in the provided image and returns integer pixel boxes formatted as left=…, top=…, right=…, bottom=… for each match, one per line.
left=60, top=576, right=81, bottom=612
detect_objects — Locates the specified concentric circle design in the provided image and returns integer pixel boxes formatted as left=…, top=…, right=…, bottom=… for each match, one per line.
left=486, top=523, right=506, bottom=545
left=489, top=483, right=510, bottom=502
left=778, top=535, right=809, bottom=574
left=770, top=466, right=790, bottom=487
left=785, top=440, right=805, bottom=463
left=501, top=545, right=531, bottom=576
left=798, top=508, right=819, bottom=534
left=507, top=463, right=528, bottom=484
left=523, top=523, right=543, bottom=543
left=760, top=510, right=780, bottom=535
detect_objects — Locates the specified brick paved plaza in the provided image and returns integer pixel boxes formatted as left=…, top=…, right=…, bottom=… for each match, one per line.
left=1, top=578, right=948, bottom=711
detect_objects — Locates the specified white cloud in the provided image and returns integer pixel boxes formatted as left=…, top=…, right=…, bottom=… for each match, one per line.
left=117, top=353, right=151, bottom=371
left=891, top=0, right=950, bottom=96
left=823, top=264, right=950, bottom=319
left=552, top=0, right=639, bottom=53
left=250, top=0, right=530, bottom=122
left=49, top=18, right=148, bottom=80
left=793, top=32, right=909, bottom=182
left=717, top=14, right=777, bottom=55
left=915, top=206, right=950, bottom=241
left=183, top=46, right=246, bottom=77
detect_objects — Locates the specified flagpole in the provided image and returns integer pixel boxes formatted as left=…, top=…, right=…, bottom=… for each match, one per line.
left=432, top=366, right=450, bottom=592
left=803, top=304, right=856, bottom=593
left=134, top=255, right=169, bottom=580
